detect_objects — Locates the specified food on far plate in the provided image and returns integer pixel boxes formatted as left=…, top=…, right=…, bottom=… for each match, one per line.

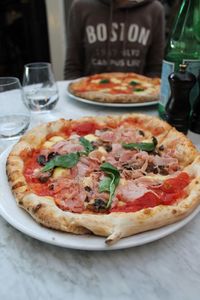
left=68, top=72, right=160, bottom=103
left=6, top=114, right=200, bottom=245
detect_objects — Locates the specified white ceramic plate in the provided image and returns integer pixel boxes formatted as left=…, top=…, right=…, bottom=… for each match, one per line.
left=0, top=147, right=199, bottom=251
left=66, top=81, right=158, bottom=108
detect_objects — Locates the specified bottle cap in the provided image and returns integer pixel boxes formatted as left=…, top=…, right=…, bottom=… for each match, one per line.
left=179, top=64, right=187, bottom=72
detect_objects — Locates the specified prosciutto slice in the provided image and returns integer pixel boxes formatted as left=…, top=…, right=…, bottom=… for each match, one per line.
left=53, top=179, right=86, bottom=213
left=52, top=140, right=84, bottom=155
left=116, top=181, right=149, bottom=202
left=152, top=155, right=179, bottom=167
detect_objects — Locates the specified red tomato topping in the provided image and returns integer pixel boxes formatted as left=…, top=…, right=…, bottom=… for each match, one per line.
left=112, top=192, right=161, bottom=212
left=154, top=172, right=190, bottom=194
left=111, top=172, right=190, bottom=213
left=71, top=122, right=99, bottom=136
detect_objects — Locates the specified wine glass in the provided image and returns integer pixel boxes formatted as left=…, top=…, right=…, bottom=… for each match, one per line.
left=22, top=62, right=59, bottom=126
left=0, top=77, right=30, bottom=152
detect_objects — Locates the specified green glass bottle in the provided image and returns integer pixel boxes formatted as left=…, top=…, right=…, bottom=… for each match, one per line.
left=159, top=0, right=200, bottom=120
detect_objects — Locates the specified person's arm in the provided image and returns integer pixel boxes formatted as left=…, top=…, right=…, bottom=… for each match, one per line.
left=144, top=3, right=165, bottom=77
left=64, top=0, right=84, bottom=80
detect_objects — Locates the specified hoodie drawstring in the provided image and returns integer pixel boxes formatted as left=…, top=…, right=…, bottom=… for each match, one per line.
left=107, top=1, right=129, bottom=71
left=106, top=0, right=114, bottom=71
left=122, top=8, right=128, bottom=59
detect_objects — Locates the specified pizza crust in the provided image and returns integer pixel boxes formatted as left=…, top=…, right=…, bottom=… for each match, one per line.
left=68, top=72, right=160, bottom=103
left=69, top=90, right=159, bottom=103
left=160, top=128, right=198, bottom=167
left=6, top=114, right=200, bottom=245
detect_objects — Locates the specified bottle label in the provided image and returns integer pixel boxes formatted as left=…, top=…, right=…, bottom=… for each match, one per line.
left=159, top=59, right=200, bottom=119
left=183, top=59, right=200, bottom=106
left=159, top=60, right=175, bottom=119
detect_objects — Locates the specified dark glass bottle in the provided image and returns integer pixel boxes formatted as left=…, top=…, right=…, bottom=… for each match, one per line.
left=166, top=64, right=196, bottom=134
left=190, top=70, right=200, bottom=133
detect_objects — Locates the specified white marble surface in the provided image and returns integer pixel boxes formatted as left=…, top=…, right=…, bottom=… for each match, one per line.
left=0, top=81, right=200, bottom=300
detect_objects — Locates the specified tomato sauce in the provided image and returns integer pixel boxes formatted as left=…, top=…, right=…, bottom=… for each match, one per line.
left=120, top=117, right=144, bottom=127
left=23, top=150, right=51, bottom=196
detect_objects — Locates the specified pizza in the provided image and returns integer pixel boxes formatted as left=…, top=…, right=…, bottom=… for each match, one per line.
left=6, top=114, right=200, bottom=245
left=68, top=72, right=160, bottom=103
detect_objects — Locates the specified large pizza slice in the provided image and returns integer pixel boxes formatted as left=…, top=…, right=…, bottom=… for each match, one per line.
left=68, top=72, right=160, bottom=103
left=6, top=114, right=200, bottom=244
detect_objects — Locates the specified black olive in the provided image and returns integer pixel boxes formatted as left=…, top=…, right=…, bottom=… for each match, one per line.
left=104, top=144, right=112, bottom=152
left=37, top=155, right=47, bottom=166
left=153, top=168, right=159, bottom=174
left=38, top=176, right=49, bottom=183
left=159, top=145, right=164, bottom=151
left=47, top=152, right=58, bottom=161
left=132, top=164, right=140, bottom=170
left=38, top=171, right=52, bottom=183
left=48, top=184, right=54, bottom=190
left=138, top=130, right=145, bottom=136
left=146, top=162, right=158, bottom=174
left=152, top=136, right=158, bottom=146
left=85, top=196, right=90, bottom=202
left=84, top=186, right=92, bottom=192
left=149, top=150, right=160, bottom=156
left=93, top=198, right=107, bottom=211
left=122, top=163, right=132, bottom=170
left=158, top=166, right=169, bottom=175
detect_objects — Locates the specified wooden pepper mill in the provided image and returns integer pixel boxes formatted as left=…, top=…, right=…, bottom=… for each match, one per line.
left=166, top=64, right=196, bottom=134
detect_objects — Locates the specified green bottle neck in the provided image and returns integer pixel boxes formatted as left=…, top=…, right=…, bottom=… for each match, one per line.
left=165, top=0, right=200, bottom=62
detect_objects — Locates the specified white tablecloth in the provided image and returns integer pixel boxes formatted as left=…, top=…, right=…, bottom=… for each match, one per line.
left=0, top=81, right=200, bottom=300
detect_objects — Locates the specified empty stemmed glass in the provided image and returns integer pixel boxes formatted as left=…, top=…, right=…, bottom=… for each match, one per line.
left=22, top=62, right=59, bottom=126
left=0, top=77, right=30, bottom=151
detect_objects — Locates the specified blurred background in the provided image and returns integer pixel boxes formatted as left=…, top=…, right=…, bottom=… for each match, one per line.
left=0, top=0, right=179, bottom=81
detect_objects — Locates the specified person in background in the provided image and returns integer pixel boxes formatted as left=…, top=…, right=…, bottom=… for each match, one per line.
left=64, top=0, right=165, bottom=80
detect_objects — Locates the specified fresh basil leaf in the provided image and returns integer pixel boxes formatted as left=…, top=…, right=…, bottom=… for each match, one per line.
left=42, top=152, right=80, bottom=172
left=99, top=176, right=112, bottom=193
left=100, top=162, right=120, bottom=176
left=99, top=79, right=110, bottom=84
left=122, top=142, right=154, bottom=151
left=42, top=159, right=55, bottom=171
left=122, top=137, right=157, bottom=152
left=129, top=80, right=138, bottom=86
left=100, top=162, right=120, bottom=208
left=79, top=137, right=94, bottom=155
left=134, top=88, right=144, bottom=92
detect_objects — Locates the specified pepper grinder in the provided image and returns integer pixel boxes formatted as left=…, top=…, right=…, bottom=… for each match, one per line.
left=166, top=64, right=196, bottom=134
left=190, top=70, right=200, bottom=134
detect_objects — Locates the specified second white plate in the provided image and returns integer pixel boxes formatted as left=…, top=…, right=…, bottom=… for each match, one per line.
left=66, top=88, right=158, bottom=108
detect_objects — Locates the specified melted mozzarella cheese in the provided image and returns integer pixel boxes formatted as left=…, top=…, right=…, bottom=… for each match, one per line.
left=110, top=77, right=122, bottom=84
left=84, top=134, right=98, bottom=142
left=53, top=167, right=70, bottom=179
left=113, top=86, right=128, bottom=91
left=43, top=141, right=55, bottom=149
left=91, top=79, right=101, bottom=84
left=49, top=136, right=65, bottom=143
left=82, top=176, right=93, bottom=187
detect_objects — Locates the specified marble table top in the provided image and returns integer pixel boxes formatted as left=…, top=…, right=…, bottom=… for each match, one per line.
left=0, top=81, right=200, bottom=300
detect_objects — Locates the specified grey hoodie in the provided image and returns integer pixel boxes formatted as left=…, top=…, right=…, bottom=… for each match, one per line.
left=64, top=0, right=165, bottom=79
